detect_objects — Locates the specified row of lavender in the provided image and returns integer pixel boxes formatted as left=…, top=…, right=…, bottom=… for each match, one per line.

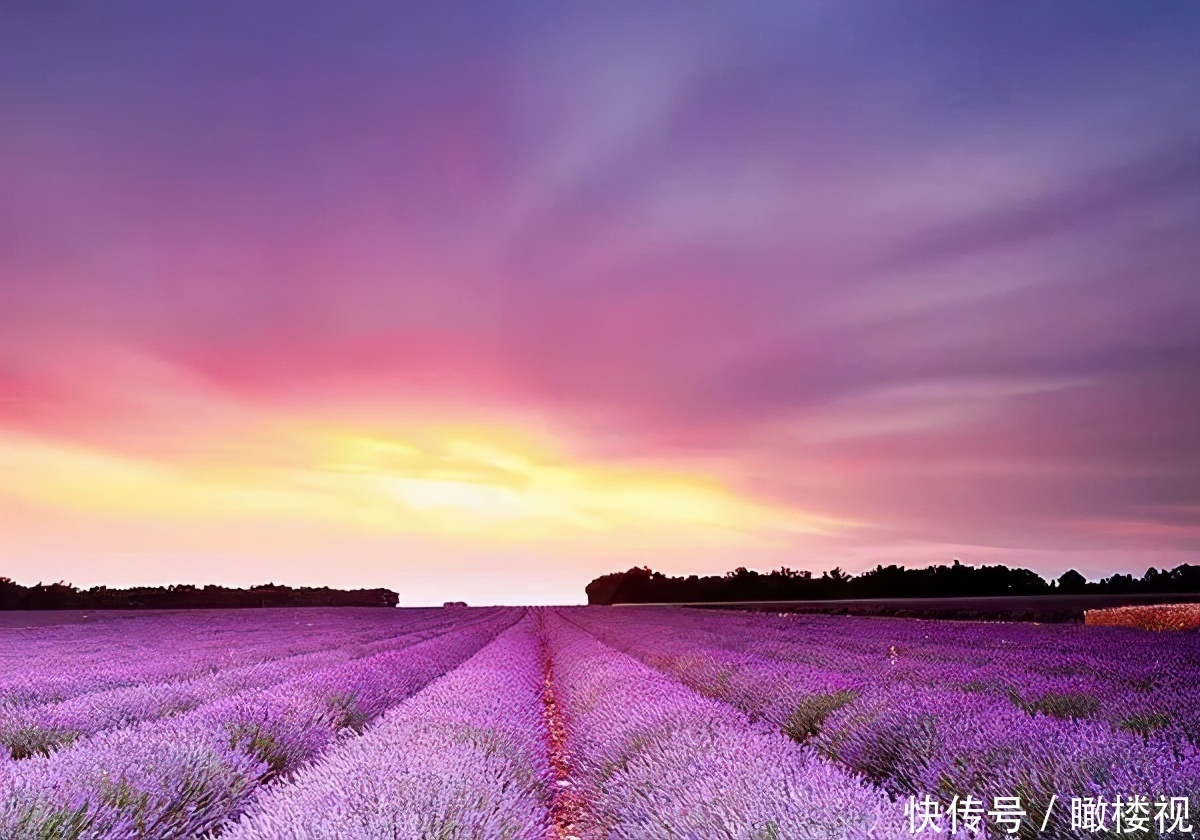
left=219, top=616, right=557, bottom=838
left=535, top=611, right=907, bottom=838
left=1, top=608, right=500, bottom=759
left=1, top=609, right=520, bottom=837
left=8, top=605, right=1193, bottom=837
left=5, top=607, right=922, bottom=838
left=1, top=607, right=458, bottom=707
left=221, top=611, right=912, bottom=839
left=658, top=606, right=1200, bottom=742
left=568, top=607, right=1200, bottom=836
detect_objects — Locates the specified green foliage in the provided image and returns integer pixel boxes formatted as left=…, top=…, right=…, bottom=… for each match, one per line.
left=12, top=803, right=93, bottom=840
left=6, top=726, right=79, bottom=759
left=750, top=821, right=781, bottom=839
left=449, top=724, right=535, bottom=788
left=714, top=668, right=733, bottom=695
left=1006, top=688, right=1100, bottom=720
left=783, top=690, right=858, bottom=742
left=1118, top=712, right=1173, bottom=739
left=326, top=690, right=370, bottom=734
left=1128, top=674, right=1159, bottom=692
left=1028, top=691, right=1101, bottom=720
left=226, top=722, right=289, bottom=779
left=97, top=775, right=153, bottom=836
left=599, top=730, right=659, bottom=782
left=99, top=777, right=150, bottom=813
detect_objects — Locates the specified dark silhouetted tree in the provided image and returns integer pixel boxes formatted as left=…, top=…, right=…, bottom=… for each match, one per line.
left=1057, top=569, right=1088, bottom=594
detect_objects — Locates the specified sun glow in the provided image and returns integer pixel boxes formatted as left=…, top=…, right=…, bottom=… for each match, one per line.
left=0, top=422, right=857, bottom=548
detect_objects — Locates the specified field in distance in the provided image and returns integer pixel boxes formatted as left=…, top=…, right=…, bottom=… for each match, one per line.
left=627, top=592, right=1200, bottom=624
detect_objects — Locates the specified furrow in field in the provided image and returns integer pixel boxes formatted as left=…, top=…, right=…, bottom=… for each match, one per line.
left=541, top=610, right=909, bottom=839
left=535, top=613, right=595, bottom=840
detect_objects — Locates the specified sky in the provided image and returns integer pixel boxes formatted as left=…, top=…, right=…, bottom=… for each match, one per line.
left=1, top=2, right=1198, bottom=605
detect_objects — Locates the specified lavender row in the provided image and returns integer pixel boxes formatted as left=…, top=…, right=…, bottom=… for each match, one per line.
left=570, top=608, right=1200, bottom=836
left=0, top=611, right=519, bottom=838
left=577, top=605, right=1200, bottom=757
left=0, top=607, right=428, bottom=678
left=651, top=606, right=1197, bottom=699
left=624, top=605, right=1197, bottom=698
left=5, top=608, right=515, bottom=774
left=543, top=610, right=911, bottom=838
left=0, top=608, right=459, bottom=708
left=747, top=610, right=1200, bottom=740
left=221, top=617, right=555, bottom=839
left=583, top=606, right=1200, bottom=745
left=0, top=609, right=503, bottom=760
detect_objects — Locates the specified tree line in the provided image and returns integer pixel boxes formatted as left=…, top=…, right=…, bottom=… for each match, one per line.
left=0, top=579, right=399, bottom=610
left=585, top=561, right=1200, bottom=605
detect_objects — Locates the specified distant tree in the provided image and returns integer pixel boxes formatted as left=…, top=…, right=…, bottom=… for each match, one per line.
left=0, top=579, right=399, bottom=610
left=1057, top=569, right=1088, bottom=594
left=584, top=561, right=1200, bottom=605
left=0, top=577, right=26, bottom=610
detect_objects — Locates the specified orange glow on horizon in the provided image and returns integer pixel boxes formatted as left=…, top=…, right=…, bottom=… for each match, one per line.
left=0, top=421, right=862, bottom=554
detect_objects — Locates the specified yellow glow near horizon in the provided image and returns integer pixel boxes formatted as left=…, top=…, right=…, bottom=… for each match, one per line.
left=0, top=423, right=860, bottom=547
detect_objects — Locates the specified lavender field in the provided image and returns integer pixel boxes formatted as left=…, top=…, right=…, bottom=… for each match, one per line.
left=2, top=608, right=1198, bottom=839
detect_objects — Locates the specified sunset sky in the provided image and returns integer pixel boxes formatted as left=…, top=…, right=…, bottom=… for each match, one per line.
left=2, top=2, right=1198, bottom=605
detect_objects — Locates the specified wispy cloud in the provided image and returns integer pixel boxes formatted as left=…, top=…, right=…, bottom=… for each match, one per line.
left=1, top=1, right=1197, bottom=599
